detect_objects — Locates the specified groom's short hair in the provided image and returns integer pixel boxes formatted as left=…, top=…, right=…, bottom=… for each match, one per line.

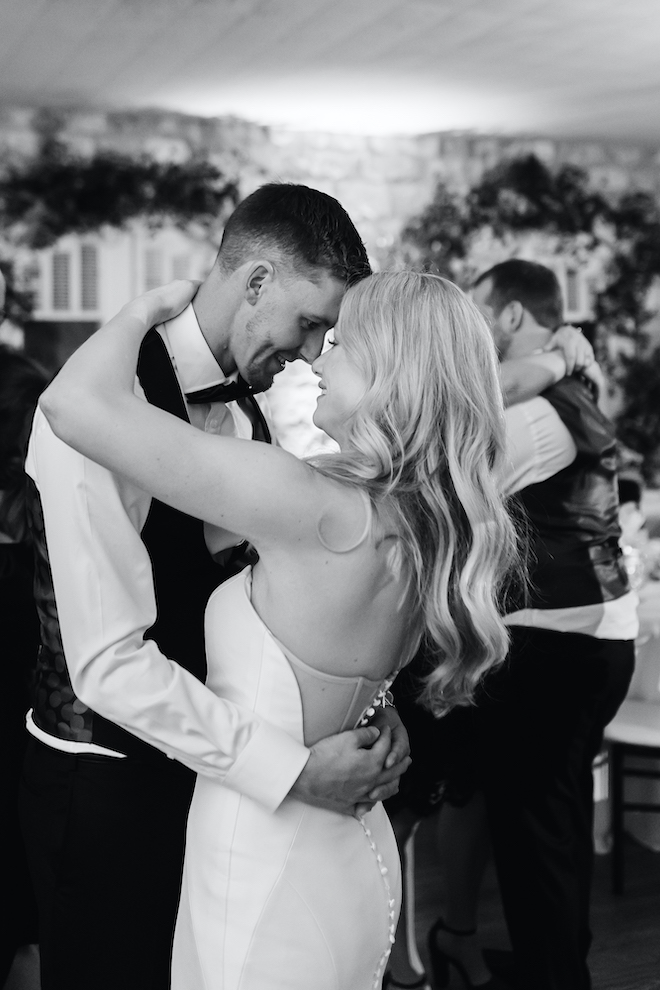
left=216, top=183, right=371, bottom=287
left=474, top=259, right=563, bottom=330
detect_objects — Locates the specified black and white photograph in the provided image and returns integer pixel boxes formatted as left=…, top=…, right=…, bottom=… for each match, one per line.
left=1, top=2, right=660, bottom=988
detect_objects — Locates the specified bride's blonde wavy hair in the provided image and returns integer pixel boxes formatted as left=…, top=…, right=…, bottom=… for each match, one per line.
left=310, top=271, right=521, bottom=714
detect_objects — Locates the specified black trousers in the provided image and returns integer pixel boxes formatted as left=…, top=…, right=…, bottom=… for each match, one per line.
left=476, top=628, right=634, bottom=990
left=19, top=736, right=195, bottom=990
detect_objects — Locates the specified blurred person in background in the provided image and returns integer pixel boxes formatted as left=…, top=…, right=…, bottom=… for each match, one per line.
left=385, top=260, right=636, bottom=990
left=0, top=267, right=49, bottom=990
left=466, top=260, right=635, bottom=990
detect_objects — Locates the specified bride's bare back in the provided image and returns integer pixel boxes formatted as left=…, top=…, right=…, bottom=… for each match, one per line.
left=249, top=474, right=419, bottom=682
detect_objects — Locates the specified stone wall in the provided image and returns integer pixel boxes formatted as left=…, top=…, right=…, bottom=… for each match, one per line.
left=2, top=104, right=660, bottom=454
left=2, top=104, right=660, bottom=267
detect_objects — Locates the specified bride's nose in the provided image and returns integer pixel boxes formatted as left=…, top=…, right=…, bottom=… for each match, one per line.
left=311, top=351, right=325, bottom=377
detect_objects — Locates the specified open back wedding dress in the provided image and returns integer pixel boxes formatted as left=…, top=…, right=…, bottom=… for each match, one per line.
left=172, top=568, right=402, bottom=990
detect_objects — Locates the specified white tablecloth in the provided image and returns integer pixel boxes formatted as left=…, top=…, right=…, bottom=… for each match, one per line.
left=627, top=580, right=660, bottom=702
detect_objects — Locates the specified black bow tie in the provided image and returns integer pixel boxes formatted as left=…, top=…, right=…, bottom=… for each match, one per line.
left=186, top=376, right=256, bottom=404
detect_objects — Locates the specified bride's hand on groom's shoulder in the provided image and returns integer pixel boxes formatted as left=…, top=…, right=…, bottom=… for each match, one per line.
left=290, top=716, right=412, bottom=817
left=123, top=279, right=200, bottom=329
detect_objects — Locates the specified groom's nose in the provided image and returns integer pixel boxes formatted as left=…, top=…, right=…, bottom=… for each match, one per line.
left=298, top=328, right=326, bottom=364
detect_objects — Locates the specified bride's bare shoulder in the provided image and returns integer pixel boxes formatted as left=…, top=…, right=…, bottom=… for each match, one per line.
left=302, top=472, right=369, bottom=555
left=312, top=480, right=401, bottom=558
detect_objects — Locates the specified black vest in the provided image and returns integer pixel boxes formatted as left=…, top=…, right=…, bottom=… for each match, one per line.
left=28, top=329, right=266, bottom=758
left=516, top=375, right=629, bottom=611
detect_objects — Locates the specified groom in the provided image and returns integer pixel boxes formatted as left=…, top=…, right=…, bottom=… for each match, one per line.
left=21, top=184, right=409, bottom=990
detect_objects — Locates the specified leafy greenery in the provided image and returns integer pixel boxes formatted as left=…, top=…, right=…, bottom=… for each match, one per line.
left=465, top=155, right=609, bottom=237
left=616, top=348, right=660, bottom=481
left=0, top=116, right=238, bottom=331
left=0, top=134, right=239, bottom=250
left=398, top=155, right=614, bottom=279
left=0, top=258, right=36, bottom=328
left=594, top=191, right=660, bottom=341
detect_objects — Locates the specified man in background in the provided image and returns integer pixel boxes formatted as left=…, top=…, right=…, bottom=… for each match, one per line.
left=471, top=259, right=637, bottom=990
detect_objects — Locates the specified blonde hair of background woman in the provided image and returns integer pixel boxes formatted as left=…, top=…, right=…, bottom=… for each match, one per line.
left=310, top=271, right=521, bottom=714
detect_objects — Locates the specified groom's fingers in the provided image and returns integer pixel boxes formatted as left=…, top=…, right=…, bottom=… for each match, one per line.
left=355, top=722, right=414, bottom=803
left=292, top=724, right=411, bottom=814
left=352, top=724, right=406, bottom=805
left=366, top=755, right=412, bottom=803
left=351, top=725, right=382, bottom=749
left=369, top=707, right=410, bottom=769
left=363, top=723, right=391, bottom=759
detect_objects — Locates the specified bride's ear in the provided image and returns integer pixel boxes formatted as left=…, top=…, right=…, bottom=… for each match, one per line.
left=245, top=262, right=274, bottom=306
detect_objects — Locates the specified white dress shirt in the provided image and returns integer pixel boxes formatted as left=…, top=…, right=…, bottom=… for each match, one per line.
left=502, top=396, right=638, bottom=640
left=25, top=303, right=309, bottom=812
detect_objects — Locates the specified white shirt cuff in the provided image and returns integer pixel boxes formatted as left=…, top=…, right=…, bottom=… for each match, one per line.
left=222, top=720, right=310, bottom=812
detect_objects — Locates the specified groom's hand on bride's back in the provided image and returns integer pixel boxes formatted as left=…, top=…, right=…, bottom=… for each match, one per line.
left=368, top=706, right=410, bottom=775
left=289, top=720, right=412, bottom=817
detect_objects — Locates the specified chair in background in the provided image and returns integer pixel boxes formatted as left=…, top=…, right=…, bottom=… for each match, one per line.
left=604, top=579, right=660, bottom=894
left=604, top=700, right=660, bottom=894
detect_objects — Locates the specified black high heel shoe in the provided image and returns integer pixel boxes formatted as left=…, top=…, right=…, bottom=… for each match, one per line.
left=427, top=918, right=514, bottom=990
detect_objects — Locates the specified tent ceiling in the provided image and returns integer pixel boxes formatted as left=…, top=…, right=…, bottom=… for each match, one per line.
left=1, top=0, right=659, bottom=141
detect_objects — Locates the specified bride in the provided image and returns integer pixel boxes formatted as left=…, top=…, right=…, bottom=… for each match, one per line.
left=40, top=270, right=519, bottom=990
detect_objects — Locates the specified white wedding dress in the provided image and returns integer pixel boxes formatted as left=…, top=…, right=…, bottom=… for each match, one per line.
left=172, top=568, right=402, bottom=990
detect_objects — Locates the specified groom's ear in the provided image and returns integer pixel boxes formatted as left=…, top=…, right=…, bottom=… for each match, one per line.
left=500, top=299, right=524, bottom=332
left=245, top=261, right=274, bottom=306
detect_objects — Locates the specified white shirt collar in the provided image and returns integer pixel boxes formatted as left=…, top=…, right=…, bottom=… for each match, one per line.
left=159, top=302, right=230, bottom=394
